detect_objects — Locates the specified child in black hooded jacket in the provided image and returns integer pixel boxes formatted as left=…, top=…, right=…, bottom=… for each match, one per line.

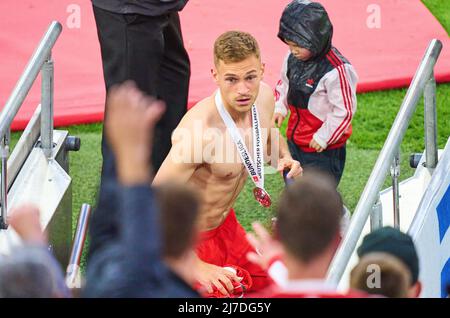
left=274, top=0, right=358, bottom=185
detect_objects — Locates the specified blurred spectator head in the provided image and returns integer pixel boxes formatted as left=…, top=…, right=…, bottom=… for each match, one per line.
left=0, top=245, right=69, bottom=298
left=156, top=182, right=200, bottom=259
left=350, top=252, right=411, bottom=298
left=277, top=169, right=342, bottom=265
left=155, top=183, right=200, bottom=285
left=357, top=226, right=421, bottom=297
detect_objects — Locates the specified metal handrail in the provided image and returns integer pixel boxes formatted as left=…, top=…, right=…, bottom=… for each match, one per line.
left=326, top=39, right=443, bottom=285
left=0, top=21, right=62, bottom=229
left=0, top=21, right=61, bottom=139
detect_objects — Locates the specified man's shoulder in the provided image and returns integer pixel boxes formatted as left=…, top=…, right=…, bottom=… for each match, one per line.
left=178, top=96, right=217, bottom=128
left=258, top=82, right=275, bottom=99
left=256, top=82, right=275, bottom=106
left=177, top=96, right=222, bottom=134
left=255, top=82, right=275, bottom=117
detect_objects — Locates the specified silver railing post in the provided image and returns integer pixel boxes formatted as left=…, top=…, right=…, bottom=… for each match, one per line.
left=0, top=131, right=10, bottom=229
left=391, top=150, right=400, bottom=228
left=424, top=72, right=438, bottom=169
left=370, top=193, right=383, bottom=231
left=41, top=53, right=54, bottom=159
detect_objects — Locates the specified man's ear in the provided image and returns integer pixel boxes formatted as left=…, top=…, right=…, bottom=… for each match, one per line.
left=260, top=63, right=266, bottom=80
left=211, top=67, right=219, bottom=84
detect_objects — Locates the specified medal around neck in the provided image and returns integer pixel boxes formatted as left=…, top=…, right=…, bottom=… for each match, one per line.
left=253, top=187, right=272, bottom=208
left=215, top=91, right=271, bottom=208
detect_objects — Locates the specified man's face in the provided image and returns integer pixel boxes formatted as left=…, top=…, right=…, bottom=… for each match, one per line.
left=212, top=55, right=264, bottom=114
left=286, top=40, right=313, bottom=61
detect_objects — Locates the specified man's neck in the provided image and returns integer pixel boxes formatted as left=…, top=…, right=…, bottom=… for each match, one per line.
left=287, top=267, right=328, bottom=281
left=284, top=253, right=331, bottom=281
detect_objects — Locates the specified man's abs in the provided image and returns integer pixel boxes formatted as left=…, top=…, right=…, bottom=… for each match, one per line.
left=190, top=164, right=247, bottom=231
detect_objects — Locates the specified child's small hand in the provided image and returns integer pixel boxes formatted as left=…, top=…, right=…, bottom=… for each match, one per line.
left=309, top=138, right=325, bottom=152
left=272, top=113, right=286, bottom=128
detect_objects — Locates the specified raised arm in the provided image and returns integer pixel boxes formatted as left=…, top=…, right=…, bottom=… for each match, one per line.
left=85, top=81, right=169, bottom=297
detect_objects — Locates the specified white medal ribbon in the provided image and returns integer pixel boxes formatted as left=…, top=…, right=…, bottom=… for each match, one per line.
left=215, top=91, right=266, bottom=191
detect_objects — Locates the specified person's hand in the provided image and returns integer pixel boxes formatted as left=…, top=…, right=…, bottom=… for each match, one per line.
left=277, top=157, right=302, bottom=179
left=246, top=222, right=283, bottom=271
left=272, top=113, right=286, bottom=128
left=8, top=204, right=47, bottom=245
left=195, top=259, right=242, bottom=297
left=105, top=81, right=165, bottom=185
left=309, top=138, right=325, bottom=153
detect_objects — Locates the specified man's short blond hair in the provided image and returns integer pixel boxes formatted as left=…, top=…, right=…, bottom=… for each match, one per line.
left=214, top=31, right=261, bottom=66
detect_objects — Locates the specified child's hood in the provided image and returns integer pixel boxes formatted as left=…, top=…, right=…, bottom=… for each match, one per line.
left=278, top=0, right=333, bottom=59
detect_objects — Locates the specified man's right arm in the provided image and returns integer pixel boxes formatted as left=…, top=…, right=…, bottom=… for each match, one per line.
left=153, top=116, right=200, bottom=185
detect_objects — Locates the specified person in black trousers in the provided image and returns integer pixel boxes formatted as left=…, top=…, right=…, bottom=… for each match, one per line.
left=89, top=0, right=190, bottom=257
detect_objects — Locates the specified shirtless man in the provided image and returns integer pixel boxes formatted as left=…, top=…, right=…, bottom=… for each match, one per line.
left=154, top=31, right=302, bottom=297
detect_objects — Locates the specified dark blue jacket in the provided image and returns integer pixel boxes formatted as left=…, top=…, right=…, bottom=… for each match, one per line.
left=83, top=185, right=199, bottom=298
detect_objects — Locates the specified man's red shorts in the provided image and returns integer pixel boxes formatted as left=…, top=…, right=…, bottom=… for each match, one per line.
left=195, top=208, right=272, bottom=293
